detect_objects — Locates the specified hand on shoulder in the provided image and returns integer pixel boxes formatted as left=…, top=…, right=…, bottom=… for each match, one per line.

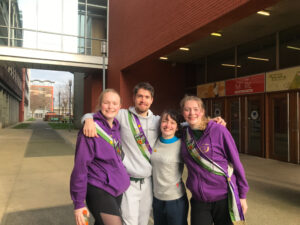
left=83, top=118, right=98, bottom=138
left=211, top=116, right=226, bottom=127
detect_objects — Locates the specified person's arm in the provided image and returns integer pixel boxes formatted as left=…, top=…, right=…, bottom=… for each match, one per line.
left=211, top=116, right=226, bottom=126
left=222, top=127, right=249, bottom=214
left=70, top=131, right=95, bottom=211
left=240, top=198, right=248, bottom=215
left=81, top=113, right=98, bottom=138
left=81, top=113, right=94, bottom=124
left=74, top=207, right=90, bottom=225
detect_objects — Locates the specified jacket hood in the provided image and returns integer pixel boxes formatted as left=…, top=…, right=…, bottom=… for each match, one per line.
left=128, top=106, right=154, bottom=119
left=93, top=111, right=120, bottom=130
left=203, top=120, right=215, bottom=135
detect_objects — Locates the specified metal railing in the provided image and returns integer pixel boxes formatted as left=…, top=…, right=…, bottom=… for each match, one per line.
left=0, top=25, right=106, bottom=56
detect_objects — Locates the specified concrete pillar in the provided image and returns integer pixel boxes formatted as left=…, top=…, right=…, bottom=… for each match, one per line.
left=73, top=72, right=85, bottom=129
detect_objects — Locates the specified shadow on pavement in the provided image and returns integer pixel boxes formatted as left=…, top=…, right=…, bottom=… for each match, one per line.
left=248, top=177, right=300, bottom=207
left=1, top=204, right=94, bottom=225
left=24, top=121, right=74, bottom=157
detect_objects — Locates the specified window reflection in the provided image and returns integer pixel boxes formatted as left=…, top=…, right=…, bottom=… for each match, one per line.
left=237, top=35, right=276, bottom=77
left=273, top=97, right=288, bottom=160
left=230, top=99, right=240, bottom=150
left=0, top=0, right=107, bottom=55
left=207, top=48, right=235, bottom=82
left=16, top=0, right=37, bottom=30
left=280, top=25, right=300, bottom=69
left=0, top=0, right=9, bottom=26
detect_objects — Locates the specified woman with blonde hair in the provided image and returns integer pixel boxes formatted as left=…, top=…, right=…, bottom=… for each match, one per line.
left=70, top=89, right=130, bottom=225
left=180, top=95, right=249, bottom=225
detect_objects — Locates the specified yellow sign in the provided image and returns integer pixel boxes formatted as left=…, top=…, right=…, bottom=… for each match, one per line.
left=197, top=81, right=225, bottom=98
left=266, top=66, right=300, bottom=92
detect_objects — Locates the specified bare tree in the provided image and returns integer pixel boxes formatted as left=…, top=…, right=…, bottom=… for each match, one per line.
left=57, top=82, right=73, bottom=116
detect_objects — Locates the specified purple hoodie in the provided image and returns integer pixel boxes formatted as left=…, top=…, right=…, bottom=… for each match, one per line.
left=181, top=121, right=249, bottom=203
left=70, top=111, right=130, bottom=209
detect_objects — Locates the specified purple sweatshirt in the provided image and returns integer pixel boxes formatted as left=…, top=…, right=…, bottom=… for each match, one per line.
left=70, top=111, right=130, bottom=209
left=181, top=121, right=249, bottom=203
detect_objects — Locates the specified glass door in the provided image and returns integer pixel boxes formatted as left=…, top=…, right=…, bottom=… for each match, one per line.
left=269, top=93, right=288, bottom=161
left=211, top=98, right=225, bottom=119
left=227, top=97, right=241, bottom=151
left=246, top=95, right=264, bottom=156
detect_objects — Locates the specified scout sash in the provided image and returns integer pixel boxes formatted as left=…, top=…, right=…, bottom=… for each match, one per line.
left=94, top=122, right=124, bottom=160
left=128, top=111, right=152, bottom=163
left=185, top=127, right=246, bottom=225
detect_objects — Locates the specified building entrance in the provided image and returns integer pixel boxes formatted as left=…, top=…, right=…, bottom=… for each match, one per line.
left=246, top=94, right=264, bottom=157
left=268, top=93, right=289, bottom=161
left=226, top=97, right=241, bottom=151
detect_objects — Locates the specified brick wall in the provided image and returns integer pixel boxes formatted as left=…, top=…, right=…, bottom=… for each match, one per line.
left=106, top=0, right=279, bottom=109
left=84, top=71, right=103, bottom=113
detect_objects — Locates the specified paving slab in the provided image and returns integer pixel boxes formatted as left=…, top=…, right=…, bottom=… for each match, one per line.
left=0, top=120, right=299, bottom=225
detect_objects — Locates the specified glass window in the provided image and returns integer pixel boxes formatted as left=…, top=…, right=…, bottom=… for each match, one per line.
left=10, top=28, right=23, bottom=47
left=229, top=99, right=240, bottom=151
left=87, top=1, right=106, bottom=56
left=16, top=0, right=37, bottom=30
left=37, top=0, right=62, bottom=33
left=185, top=64, right=197, bottom=89
left=207, top=48, right=235, bottom=82
left=0, top=0, right=9, bottom=26
left=37, top=33, right=61, bottom=52
left=22, top=29, right=37, bottom=49
left=279, top=25, right=300, bottom=69
left=0, top=27, right=8, bottom=46
left=88, top=0, right=107, bottom=7
left=237, top=34, right=276, bottom=77
left=1, top=0, right=107, bottom=55
left=63, top=36, right=77, bottom=53
left=247, top=97, right=262, bottom=156
left=273, top=96, right=288, bottom=160
left=194, top=58, right=206, bottom=85
left=63, top=0, right=78, bottom=36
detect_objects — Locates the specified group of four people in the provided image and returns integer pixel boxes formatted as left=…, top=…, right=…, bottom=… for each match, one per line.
left=70, top=82, right=249, bottom=225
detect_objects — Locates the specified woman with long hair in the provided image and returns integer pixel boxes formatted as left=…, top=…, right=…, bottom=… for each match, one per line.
left=70, top=89, right=130, bottom=225
left=180, top=95, right=249, bottom=225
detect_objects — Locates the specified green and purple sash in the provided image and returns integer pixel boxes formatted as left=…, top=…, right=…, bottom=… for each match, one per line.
left=94, top=122, right=124, bottom=159
left=185, top=127, right=246, bottom=225
left=128, top=112, right=152, bottom=163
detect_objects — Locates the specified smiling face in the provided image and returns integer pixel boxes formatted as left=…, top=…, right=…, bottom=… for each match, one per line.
left=182, top=100, right=205, bottom=129
left=133, top=88, right=153, bottom=115
left=100, top=91, right=121, bottom=122
left=160, top=114, right=178, bottom=139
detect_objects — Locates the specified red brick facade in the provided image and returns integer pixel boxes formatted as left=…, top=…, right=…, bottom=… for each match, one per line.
left=86, top=0, right=279, bottom=112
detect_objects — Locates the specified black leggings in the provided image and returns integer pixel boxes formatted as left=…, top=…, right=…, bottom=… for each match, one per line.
left=190, top=198, right=233, bottom=225
left=86, top=184, right=123, bottom=225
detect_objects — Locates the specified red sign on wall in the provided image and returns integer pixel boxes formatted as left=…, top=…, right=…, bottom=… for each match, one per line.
left=226, top=74, right=265, bottom=96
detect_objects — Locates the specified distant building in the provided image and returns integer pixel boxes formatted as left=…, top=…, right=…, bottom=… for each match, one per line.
left=30, top=85, right=53, bottom=118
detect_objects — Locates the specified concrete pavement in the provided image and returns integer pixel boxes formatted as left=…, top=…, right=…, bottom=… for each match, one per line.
left=0, top=119, right=300, bottom=225
left=0, top=120, right=79, bottom=225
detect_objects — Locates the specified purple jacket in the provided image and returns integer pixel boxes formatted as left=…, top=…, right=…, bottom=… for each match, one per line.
left=181, top=121, right=249, bottom=202
left=70, top=111, right=130, bottom=209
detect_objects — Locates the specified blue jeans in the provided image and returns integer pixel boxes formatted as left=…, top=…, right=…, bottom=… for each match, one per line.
left=153, top=194, right=188, bottom=225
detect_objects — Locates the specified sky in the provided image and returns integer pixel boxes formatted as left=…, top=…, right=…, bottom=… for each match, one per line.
left=29, top=69, right=74, bottom=107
